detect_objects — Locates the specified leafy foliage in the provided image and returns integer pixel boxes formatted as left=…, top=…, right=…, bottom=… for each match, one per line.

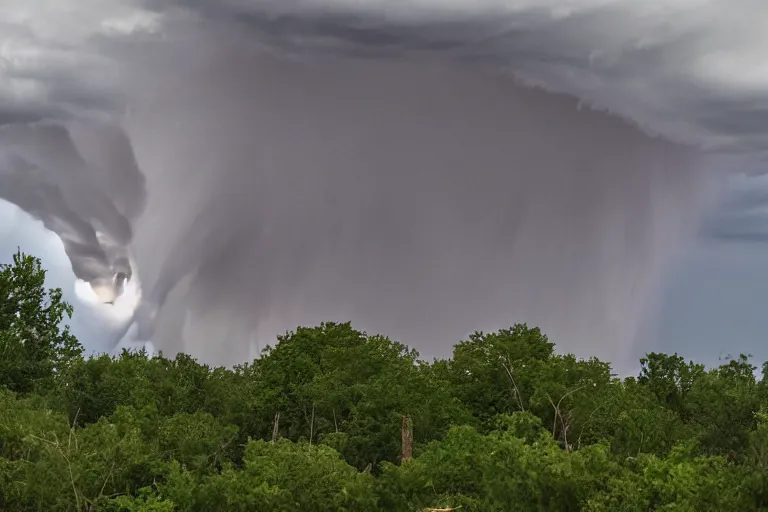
left=2, top=252, right=768, bottom=511
left=0, top=251, right=81, bottom=393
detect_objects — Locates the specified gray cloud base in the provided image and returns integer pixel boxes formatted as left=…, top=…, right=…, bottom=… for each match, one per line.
left=1, top=1, right=764, bottom=370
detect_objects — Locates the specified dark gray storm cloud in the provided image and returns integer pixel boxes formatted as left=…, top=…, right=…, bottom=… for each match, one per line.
left=1, top=1, right=767, bottom=370
left=0, top=120, right=143, bottom=300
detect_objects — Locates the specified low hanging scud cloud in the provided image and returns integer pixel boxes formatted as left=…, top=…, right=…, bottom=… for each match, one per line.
left=1, top=0, right=766, bottom=369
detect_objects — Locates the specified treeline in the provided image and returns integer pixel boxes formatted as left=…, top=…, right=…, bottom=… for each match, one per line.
left=3, top=251, right=768, bottom=511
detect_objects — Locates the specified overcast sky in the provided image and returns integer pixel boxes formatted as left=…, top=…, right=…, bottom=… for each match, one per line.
left=0, top=200, right=126, bottom=356
left=4, top=1, right=768, bottom=374
left=3, top=173, right=768, bottom=371
left=650, top=173, right=768, bottom=368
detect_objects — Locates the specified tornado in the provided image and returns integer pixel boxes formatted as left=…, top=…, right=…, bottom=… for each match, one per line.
left=1, top=1, right=764, bottom=370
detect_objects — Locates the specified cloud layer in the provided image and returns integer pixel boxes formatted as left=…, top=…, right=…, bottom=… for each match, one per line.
left=1, top=1, right=766, bottom=369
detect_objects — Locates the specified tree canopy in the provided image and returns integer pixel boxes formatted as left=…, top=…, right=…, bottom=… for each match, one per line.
left=2, top=251, right=768, bottom=511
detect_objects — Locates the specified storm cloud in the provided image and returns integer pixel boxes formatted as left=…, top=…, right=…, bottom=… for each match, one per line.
left=1, top=1, right=766, bottom=369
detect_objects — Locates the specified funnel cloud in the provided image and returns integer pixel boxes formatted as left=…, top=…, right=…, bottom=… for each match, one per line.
left=1, top=1, right=766, bottom=369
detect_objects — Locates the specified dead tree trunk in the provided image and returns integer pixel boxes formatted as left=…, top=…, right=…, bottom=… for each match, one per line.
left=272, top=412, right=280, bottom=442
left=309, top=403, right=315, bottom=446
left=401, top=416, right=413, bottom=461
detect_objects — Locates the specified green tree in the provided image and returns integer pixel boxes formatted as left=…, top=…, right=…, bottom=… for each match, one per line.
left=0, top=251, right=82, bottom=393
left=377, top=420, right=617, bottom=512
left=161, top=440, right=377, bottom=512
left=577, top=376, right=689, bottom=458
left=445, top=324, right=555, bottom=431
left=0, top=396, right=166, bottom=510
left=687, top=355, right=760, bottom=456
left=253, top=322, right=467, bottom=469
left=638, top=352, right=704, bottom=420
left=584, top=444, right=753, bottom=511
left=4, top=253, right=768, bottom=511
